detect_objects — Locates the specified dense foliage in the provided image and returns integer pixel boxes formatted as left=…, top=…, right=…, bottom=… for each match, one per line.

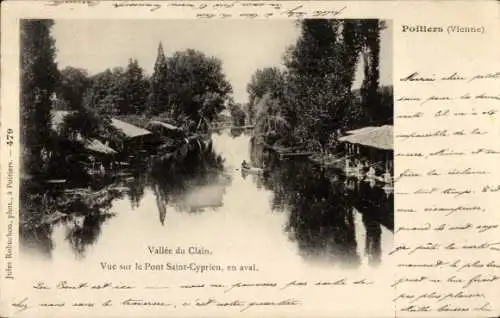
left=81, top=45, right=232, bottom=132
left=20, top=18, right=236, bottom=177
left=246, top=67, right=285, bottom=124
left=161, top=49, right=233, bottom=127
left=56, top=67, right=90, bottom=110
left=228, top=100, right=246, bottom=127
left=83, top=59, right=148, bottom=117
left=248, top=19, right=393, bottom=152
left=123, top=59, right=149, bottom=115
left=148, top=43, right=169, bottom=115
left=20, top=20, right=60, bottom=174
left=20, top=18, right=392, bottom=175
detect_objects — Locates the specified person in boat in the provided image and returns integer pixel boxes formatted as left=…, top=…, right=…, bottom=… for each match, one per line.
left=241, top=160, right=250, bottom=170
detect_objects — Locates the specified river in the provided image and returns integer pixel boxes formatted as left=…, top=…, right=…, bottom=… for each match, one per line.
left=20, top=129, right=393, bottom=278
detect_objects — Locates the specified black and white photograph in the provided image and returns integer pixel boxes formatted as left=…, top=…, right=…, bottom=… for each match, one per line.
left=19, top=18, right=393, bottom=280
left=4, top=0, right=500, bottom=316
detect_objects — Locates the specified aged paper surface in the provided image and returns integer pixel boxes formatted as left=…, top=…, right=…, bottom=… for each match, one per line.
left=1, top=1, right=499, bottom=317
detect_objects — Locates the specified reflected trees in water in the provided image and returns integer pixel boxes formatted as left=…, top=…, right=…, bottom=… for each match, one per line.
left=20, top=178, right=125, bottom=259
left=65, top=213, right=116, bottom=259
left=126, top=168, right=148, bottom=210
left=19, top=139, right=228, bottom=257
left=20, top=133, right=391, bottom=267
left=264, top=161, right=361, bottom=267
left=253, top=139, right=393, bottom=268
left=142, top=139, right=229, bottom=224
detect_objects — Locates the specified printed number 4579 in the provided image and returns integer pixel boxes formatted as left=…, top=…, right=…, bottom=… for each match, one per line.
left=5, top=128, right=14, bottom=146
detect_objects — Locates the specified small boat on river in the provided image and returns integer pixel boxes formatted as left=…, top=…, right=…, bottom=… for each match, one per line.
left=240, top=160, right=268, bottom=175
left=241, top=166, right=265, bottom=175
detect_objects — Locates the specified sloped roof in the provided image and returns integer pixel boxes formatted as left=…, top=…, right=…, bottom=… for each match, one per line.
left=149, top=120, right=181, bottom=131
left=84, top=139, right=117, bottom=154
left=345, top=126, right=378, bottom=135
left=111, top=118, right=152, bottom=138
left=339, top=125, right=393, bottom=150
left=51, top=111, right=117, bottom=154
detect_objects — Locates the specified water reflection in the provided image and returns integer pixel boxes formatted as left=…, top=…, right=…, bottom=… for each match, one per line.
left=258, top=159, right=358, bottom=267
left=147, top=140, right=228, bottom=218
left=20, top=139, right=227, bottom=258
left=20, top=130, right=393, bottom=269
left=20, top=178, right=125, bottom=259
left=249, top=137, right=393, bottom=268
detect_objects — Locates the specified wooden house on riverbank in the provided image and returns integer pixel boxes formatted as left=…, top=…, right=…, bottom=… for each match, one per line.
left=339, top=125, right=393, bottom=177
left=148, top=120, right=185, bottom=138
left=110, top=118, right=154, bottom=153
left=50, top=110, right=118, bottom=177
left=51, top=111, right=117, bottom=157
left=146, top=120, right=187, bottom=151
left=51, top=111, right=154, bottom=155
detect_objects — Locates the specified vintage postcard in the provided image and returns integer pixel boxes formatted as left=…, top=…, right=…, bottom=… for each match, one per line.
left=1, top=1, right=499, bottom=317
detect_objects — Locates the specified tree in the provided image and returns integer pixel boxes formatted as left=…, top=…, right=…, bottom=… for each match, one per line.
left=253, top=93, right=291, bottom=145
left=83, top=68, right=125, bottom=116
left=228, top=100, right=246, bottom=127
left=247, top=67, right=285, bottom=104
left=360, top=20, right=382, bottom=123
left=20, top=19, right=59, bottom=173
left=85, top=61, right=149, bottom=116
left=56, top=67, right=90, bottom=110
left=284, top=19, right=348, bottom=150
left=339, top=20, right=364, bottom=90
left=123, top=58, right=148, bottom=115
left=246, top=67, right=285, bottom=124
left=163, top=49, right=232, bottom=126
left=147, top=42, right=169, bottom=115
left=59, top=107, right=103, bottom=140
left=278, top=19, right=377, bottom=150
left=335, top=20, right=365, bottom=129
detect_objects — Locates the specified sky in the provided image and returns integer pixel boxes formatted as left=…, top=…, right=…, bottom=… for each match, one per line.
left=52, top=20, right=392, bottom=103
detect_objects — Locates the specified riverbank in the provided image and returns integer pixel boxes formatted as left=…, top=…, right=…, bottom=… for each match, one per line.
left=21, top=130, right=393, bottom=271
left=20, top=134, right=221, bottom=236
left=254, top=124, right=394, bottom=186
